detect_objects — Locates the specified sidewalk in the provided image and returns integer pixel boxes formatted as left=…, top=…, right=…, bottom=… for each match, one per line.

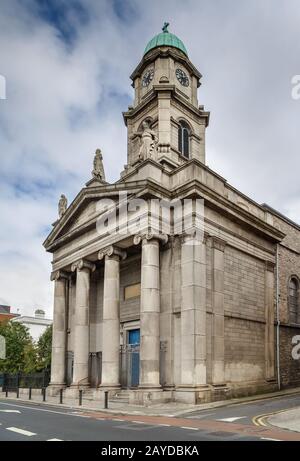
left=1, top=386, right=300, bottom=417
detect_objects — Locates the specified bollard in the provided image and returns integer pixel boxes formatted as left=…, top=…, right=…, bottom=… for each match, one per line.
left=42, top=387, right=46, bottom=402
left=29, top=387, right=32, bottom=400
left=16, top=387, right=19, bottom=399
left=104, top=391, right=108, bottom=409
left=79, top=389, right=83, bottom=406
left=59, top=388, right=63, bottom=404
left=5, top=388, right=8, bottom=398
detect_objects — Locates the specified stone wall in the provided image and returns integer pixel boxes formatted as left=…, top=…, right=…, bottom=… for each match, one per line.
left=223, top=246, right=266, bottom=383
left=270, top=213, right=300, bottom=387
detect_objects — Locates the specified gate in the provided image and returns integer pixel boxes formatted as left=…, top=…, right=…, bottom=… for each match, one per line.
left=2, top=371, right=50, bottom=391
left=120, top=344, right=140, bottom=388
left=89, top=352, right=102, bottom=387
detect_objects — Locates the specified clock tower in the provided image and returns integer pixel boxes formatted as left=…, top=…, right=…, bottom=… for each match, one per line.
left=122, top=23, right=210, bottom=174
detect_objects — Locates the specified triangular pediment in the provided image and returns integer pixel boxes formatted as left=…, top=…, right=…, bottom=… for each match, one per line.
left=43, top=180, right=167, bottom=252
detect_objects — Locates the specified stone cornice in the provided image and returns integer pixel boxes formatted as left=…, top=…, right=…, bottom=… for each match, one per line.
left=133, top=233, right=168, bottom=246
left=130, top=47, right=202, bottom=82
left=98, top=245, right=127, bottom=261
left=71, top=259, right=96, bottom=273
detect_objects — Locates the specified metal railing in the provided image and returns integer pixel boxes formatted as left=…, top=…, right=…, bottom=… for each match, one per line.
left=1, top=371, right=50, bottom=392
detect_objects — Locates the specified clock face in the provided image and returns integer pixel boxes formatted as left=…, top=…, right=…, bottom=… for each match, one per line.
left=176, top=68, right=189, bottom=87
left=142, top=68, right=154, bottom=87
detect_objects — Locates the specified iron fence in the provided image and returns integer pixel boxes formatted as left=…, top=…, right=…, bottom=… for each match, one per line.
left=1, top=370, right=50, bottom=391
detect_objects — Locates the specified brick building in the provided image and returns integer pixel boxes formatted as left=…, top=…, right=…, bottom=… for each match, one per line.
left=0, top=305, right=19, bottom=324
left=44, top=26, right=300, bottom=404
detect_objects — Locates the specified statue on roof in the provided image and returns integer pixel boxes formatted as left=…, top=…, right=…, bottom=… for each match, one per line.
left=162, top=22, right=170, bottom=33
left=92, top=148, right=106, bottom=181
left=58, top=194, right=68, bottom=218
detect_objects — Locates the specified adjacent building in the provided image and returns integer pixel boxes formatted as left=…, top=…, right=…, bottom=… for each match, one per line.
left=0, top=305, right=19, bottom=324
left=12, top=310, right=52, bottom=342
left=44, top=26, right=300, bottom=404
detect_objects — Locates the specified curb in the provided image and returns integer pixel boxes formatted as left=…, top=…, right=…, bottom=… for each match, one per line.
left=1, top=387, right=300, bottom=418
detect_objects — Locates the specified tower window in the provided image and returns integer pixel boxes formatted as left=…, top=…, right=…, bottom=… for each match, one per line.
left=289, top=277, right=300, bottom=324
left=178, top=121, right=190, bottom=158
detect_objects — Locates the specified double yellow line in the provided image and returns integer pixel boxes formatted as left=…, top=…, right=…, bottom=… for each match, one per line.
left=252, top=408, right=291, bottom=427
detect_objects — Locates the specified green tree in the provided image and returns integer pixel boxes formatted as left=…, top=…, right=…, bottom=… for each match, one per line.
left=36, top=325, right=52, bottom=371
left=0, top=321, right=32, bottom=373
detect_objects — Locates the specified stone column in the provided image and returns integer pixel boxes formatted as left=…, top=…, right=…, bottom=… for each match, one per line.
left=180, top=233, right=207, bottom=387
left=265, top=261, right=275, bottom=380
left=71, top=259, right=95, bottom=387
left=211, top=237, right=226, bottom=385
left=49, top=270, right=69, bottom=387
left=98, top=246, right=126, bottom=389
left=134, top=233, right=168, bottom=388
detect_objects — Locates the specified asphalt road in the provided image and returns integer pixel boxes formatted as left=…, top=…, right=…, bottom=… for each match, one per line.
left=0, top=393, right=299, bottom=441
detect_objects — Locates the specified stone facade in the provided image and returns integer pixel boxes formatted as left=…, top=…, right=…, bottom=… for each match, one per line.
left=44, top=28, right=300, bottom=404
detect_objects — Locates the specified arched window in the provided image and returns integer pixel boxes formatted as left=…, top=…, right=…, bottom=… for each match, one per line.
left=178, top=121, right=190, bottom=159
left=289, top=277, right=299, bottom=324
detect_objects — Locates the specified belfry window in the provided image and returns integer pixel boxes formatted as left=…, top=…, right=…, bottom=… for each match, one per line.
left=289, top=277, right=300, bottom=324
left=178, top=121, right=190, bottom=159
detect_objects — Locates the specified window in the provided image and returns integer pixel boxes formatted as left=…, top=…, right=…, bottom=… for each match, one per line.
left=124, top=283, right=141, bottom=300
left=178, top=121, right=190, bottom=159
left=289, top=277, right=299, bottom=324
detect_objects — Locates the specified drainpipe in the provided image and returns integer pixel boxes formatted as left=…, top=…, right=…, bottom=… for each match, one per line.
left=276, top=243, right=281, bottom=390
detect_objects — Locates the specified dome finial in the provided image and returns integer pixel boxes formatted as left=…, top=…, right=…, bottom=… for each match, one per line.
left=162, top=22, right=169, bottom=33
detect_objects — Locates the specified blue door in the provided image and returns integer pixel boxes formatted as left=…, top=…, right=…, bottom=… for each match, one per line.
left=128, top=329, right=140, bottom=345
left=128, top=329, right=140, bottom=388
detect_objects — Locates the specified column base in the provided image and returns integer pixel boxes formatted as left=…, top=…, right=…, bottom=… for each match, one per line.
left=129, top=388, right=173, bottom=405
left=211, top=384, right=231, bottom=401
left=99, top=384, right=121, bottom=390
left=47, top=383, right=66, bottom=397
left=175, top=385, right=211, bottom=404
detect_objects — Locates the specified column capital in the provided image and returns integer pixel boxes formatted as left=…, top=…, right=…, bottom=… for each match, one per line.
left=265, top=260, right=275, bottom=272
left=98, top=245, right=127, bottom=261
left=133, top=232, right=168, bottom=246
left=211, top=236, right=226, bottom=252
left=71, top=259, right=96, bottom=273
left=50, top=270, right=70, bottom=282
left=180, top=230, right=207, bottom=245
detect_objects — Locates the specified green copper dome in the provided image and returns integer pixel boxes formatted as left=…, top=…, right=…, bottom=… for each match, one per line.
left=144, top=22, right=188, bottom=56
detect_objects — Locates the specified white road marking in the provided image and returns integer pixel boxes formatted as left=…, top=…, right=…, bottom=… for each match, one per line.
left=260, top=436, right=282, bottom=442
left=217, top=417, right=247, bottom=423
left=6, top=427, right=36, bottom=437
left=181, top=426, right=199, bottom=431
left=0, top=410, right=21, bottom=413
left=0, top=401, right=87, bottom=418
left=157, top=423, right=171, bottom=427
left=132, top=420, right=148, bottom=424
left=113, top=419, right=125, bottom=422
left=47, top=438, right=63, bottom=441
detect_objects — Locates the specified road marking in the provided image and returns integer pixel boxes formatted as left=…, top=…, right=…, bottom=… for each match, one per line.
left=0, top=401, right=88, bottom=418
left=261, top=437, right=281, bottom=441
left=157, top=423, right=171, bottom=427
left=132, top=420, right=148, bottom=424
left=113, top=419, right=125, bottom=422
left=217, top=417, right=247, bottom=423
left=181, top=426, right=199, bottom=431
left=0, top=410, right=21, bottom=413
left=47, top=438, right=63, bottom=441
left=6, top=427, right=36, bottom=437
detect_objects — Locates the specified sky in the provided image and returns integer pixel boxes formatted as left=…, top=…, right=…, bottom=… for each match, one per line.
left=0, top=0, right=300, bottom=317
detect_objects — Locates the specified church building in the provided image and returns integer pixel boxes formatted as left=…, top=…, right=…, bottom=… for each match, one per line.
left=44, top=25, right=300, bottom=405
